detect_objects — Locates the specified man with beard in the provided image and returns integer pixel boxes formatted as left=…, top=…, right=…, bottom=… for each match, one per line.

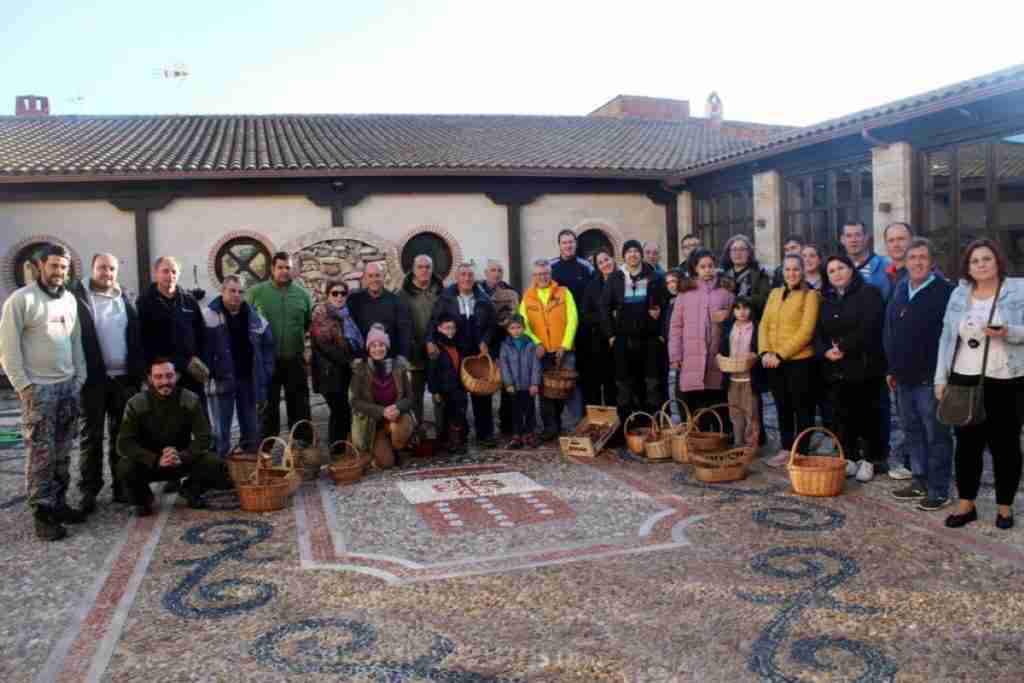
left=244, top=252, right=314, bottom=442
left=398, top=254, right=445, bottom=424
left=0, top=243, right=88, bottom=540
left=71, top=253, right=144, bottom=514
left=116, top=359, right=222, bottom=516
left=600, top=240, right=668, bottom=422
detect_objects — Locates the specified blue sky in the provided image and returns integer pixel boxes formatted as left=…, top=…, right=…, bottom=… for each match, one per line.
left=2, top=0, right=1021, bottom=126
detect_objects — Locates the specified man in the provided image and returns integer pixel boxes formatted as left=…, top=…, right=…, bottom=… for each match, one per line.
left=477, top=259, right=520, bottom=435
left=600, top=240, right=667, bottom=423
left=244, top=252, right=314, bottom=442
left=116, top=359, right=224, bottom=516
left=347, top=261, right=412, bottom=362
left=679, top=234, right=701, bottom=276
left=203, top=275, right=276, bottom=457
left=71, top=253, right=144, bottom=514
left=771, top=235, right=804, bottom=288
left=881, top=221, right=916, bottom=481
left=549, top=230, right=593, bottom=422
left=137, top=256, right=209, bottom=412
left=428, top=263, right=498, bottom=448
left=883, top=238, right=954, bottom=511
left=519, top=259, right=579, bottom=441
left=397, top=254, right=445, bottom=424
left=643, top=241, right=665, bottom=275
left=0, top=243, right=88, bottom=540
left=720, top=234, right=772, bottom=315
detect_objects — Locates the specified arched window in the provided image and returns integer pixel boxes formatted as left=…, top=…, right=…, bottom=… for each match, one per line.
left=401, top=232, right=453, bottom=280
left=577, top=228, right=614, bottom=262
left=215, top=237, right=271, bottom=288
left=14, top=242, right=76, bottom=288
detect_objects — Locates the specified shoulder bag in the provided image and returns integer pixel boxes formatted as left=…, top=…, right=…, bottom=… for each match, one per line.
left=937, top=281, right=1001, bottom=427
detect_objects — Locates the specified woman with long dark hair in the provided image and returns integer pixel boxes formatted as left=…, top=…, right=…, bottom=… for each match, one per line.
left=580, top=248, right=618, bottom=408
left=937, top=239, right=1024, bottom=529
left=801, top=243, right=827, bottom=292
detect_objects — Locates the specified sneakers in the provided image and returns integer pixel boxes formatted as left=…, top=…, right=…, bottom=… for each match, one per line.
left=917, top=497, right=950, bottom=512
left=855, top=460, right=874, bottom=483
left=888, top=465, right=913, bottom=481
left=845, top=460, right=859, bottom=477
left=33, top=507, right=67, bottom=541
left=891, top=485, right=927, bottom=500
left=766, top=450, right=790, bottom=468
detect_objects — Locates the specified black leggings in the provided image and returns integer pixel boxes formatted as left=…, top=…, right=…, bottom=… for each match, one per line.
left=951, top=373, right=1024, bottom=506
left=769, top=358, right=816, bottom=451
left=828, top=377, right=885, bottom=464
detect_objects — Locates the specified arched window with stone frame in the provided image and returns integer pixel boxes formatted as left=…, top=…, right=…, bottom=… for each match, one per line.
left=215, top=237, right=272, bottom=289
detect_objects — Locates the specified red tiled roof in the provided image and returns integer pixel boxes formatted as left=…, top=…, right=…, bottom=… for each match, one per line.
left=0, top=113, right=765, bottom=182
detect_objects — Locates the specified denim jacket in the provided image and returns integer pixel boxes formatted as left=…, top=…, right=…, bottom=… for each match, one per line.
left=934, top=278, right=1024, bottom=385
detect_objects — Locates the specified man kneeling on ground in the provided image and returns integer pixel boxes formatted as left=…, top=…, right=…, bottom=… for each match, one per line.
left=116, top=358, right=222, bottom=516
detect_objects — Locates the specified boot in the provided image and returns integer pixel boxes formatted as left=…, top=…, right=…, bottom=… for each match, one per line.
left=33, top=507, right=68, bottom=541
left=181, top=479, right=208, bottom=509
left=53, top=501, right=88, bottom=524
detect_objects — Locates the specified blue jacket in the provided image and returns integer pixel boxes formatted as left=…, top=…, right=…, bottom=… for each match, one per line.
left=935, top=278, right=1024, bottom=385
left=883, top=276, right=953, bottom=386
left=499, top=336, right=542, bottom=390
left=856, top=253, right=893, bottom=303
left=549, top=255, right=595, bottom=306
left=202, top=297, right=275, bottom=402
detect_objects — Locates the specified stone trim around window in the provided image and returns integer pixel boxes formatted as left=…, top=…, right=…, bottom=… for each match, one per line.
left=397, top=226, right=465, bottom=283
left=2, top=234, right=84, bottom=296
left=572, top=219, right=623, bottom=259
left=206, top=230, right=276, bottom=291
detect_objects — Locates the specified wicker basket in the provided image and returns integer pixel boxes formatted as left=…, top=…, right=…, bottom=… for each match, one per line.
left=226, top=447, right=260, bottom=489
left=325, top=440, right=370, bottom=485
left=686, top=404, right=731, bottom=453
left=643, top=413, right=672, bottom=461
left=715, top=353, right=757, bottom=374
left=787, top=427, right=846, bottom=497
left=412, top=421, right=439, bottom=458
left=624, top=411, right=655, bottom=455
left=659, top=400, right=693, bottom=463
left=461, top=354, right=502, bottom=396
left=287, top=419, right=324, bottom=481
left=690, top=446, right=755, bottom=483
left=237, top=447, right=297, bottom=512
left=542, top=367, right=579, bottom=400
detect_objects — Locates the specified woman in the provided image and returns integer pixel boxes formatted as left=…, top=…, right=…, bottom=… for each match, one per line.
left=669, top=248, right=735, bottom=420
left=815, top=255, right=886, bottom=482
left=720, top=234, right=772, bottom=315
left=801, top=243, right=827, bottom=292
left=580, top=249, right=618, bottom=408
left=937, top=239, right=1024, bottom=529
left=310, top=280, right=363, bottom=451
left=350, top=324, right=415, bottom=469
left=758, top=254, right=820, bottom=466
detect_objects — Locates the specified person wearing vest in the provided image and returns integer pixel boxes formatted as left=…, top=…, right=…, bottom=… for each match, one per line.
left=519, top=258, right=580, bottom=441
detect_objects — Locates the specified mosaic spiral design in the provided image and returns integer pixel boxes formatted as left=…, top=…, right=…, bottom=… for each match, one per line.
left=163, top=519, right=279, bottom=619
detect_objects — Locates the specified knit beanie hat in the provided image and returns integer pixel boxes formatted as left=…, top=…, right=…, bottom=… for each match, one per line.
left=622, top=239, right=643, bottom=258
left=507, top=313, right=526, bottom=328
left=366, top=324, right=391, bottom=350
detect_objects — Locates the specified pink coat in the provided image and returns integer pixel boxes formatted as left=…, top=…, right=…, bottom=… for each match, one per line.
left=668, top=278, right=735, bottom=392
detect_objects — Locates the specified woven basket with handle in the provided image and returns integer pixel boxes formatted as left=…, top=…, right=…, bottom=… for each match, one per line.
left=325, top=440, right=370, bottom=485
left=624, top=411, right=655, bottom=455
left=461, top=353, right=502, bottom=396
left=237, top=439, right=298, bottom=512
left=643, top=412, right=673, bottom=461
left=287, top=419, right=324, bottom=481
left=715, top=352, right=757, bottom=374
left=226, top=446, right=260, bottom=489
left=787, top=427, right=846, bottom=497
left=690, top=445, right=755, bottom=483
left=661, top=400, right=693, bottom=463
left=686, top=404, right=731, bottom=453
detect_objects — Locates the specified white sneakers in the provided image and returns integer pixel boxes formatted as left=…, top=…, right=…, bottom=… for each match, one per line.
left=855, top=460, right=874, bottom=482
left=888, top=465, right=913, bottom=480
left=846, top=460, right=859, bottom=477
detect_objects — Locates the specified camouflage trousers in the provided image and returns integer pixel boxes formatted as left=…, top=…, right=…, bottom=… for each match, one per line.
left=21, top=379, right=80, bottom=510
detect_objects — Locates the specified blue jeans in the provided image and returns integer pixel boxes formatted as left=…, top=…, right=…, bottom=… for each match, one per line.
left=895, top=383, right=953, bottom=500
left=209, top=379, right=259, bottom=458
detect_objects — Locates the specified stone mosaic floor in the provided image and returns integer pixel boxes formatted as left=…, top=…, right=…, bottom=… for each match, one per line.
left=3, top=391, right=1024, bottom=682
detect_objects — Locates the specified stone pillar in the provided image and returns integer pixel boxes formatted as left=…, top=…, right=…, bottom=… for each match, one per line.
left=872, top=141, right=913, bottom=255
left=677, top=191, right=694, bottom=240
left=753, top=171, right=782, bottom=268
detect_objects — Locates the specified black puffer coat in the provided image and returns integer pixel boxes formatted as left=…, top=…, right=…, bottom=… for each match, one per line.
left=814, top=272, right=886, bottom=383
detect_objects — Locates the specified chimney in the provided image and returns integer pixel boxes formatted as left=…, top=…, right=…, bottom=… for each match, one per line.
left=589, top=95, right=690, bottom=122
left=15, top=95, right=50, bottom=117
left=705, top=92, right=723, bottom=128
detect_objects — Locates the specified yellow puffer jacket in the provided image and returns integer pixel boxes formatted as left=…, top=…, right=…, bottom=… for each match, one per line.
left=758, top=286, right=819, bottom=361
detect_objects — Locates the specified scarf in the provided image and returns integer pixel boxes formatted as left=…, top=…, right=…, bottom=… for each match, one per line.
left=329, top=302, right=364, bottom=349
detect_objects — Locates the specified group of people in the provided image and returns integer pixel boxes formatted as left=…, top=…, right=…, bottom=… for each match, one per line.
left=1, top=219, right=1022, bottom=541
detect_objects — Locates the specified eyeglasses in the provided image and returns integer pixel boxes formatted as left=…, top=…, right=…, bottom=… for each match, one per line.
left=329, top=290, right=346, bottom=298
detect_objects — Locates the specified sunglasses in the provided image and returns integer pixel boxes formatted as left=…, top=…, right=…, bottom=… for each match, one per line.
left=329, top=290, right=347, bottom=298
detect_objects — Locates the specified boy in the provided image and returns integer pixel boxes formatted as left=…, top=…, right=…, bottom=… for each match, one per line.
left=720, top=297, right=762, bottom=447
left=499, top=315, right=541, bottom=448
left=427, top=313, right=468, bottom=455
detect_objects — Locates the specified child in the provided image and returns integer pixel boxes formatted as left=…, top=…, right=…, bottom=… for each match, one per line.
left=720, top=297, right=763, bottom=447
left=662, top=269, right=682, bottom=424
left=427, top=313, right=468, bottom=455
left=499, top=314, right=541, bottom=448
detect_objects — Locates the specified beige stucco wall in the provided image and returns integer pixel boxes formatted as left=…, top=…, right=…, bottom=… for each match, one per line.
left=872, top=141, right=914, bottom=254
left=753, top=171, right=783, bottom=268
left=521, top=194, right=664, bottom=276
left=0, top=200, right=136, bottom=303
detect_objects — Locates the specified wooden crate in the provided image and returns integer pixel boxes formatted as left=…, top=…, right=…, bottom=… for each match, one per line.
left=559, top=406, right=620, bottom=458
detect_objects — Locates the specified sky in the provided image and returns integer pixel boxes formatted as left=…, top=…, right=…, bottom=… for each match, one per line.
left=2, top=0, right=1021, bottom=127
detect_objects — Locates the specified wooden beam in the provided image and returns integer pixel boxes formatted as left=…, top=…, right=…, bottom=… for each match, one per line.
left=646, top=188, right=680, bottom=267
left=485, top=190, right=542, bottom=290
left=134, top=207, right=151, bottom=293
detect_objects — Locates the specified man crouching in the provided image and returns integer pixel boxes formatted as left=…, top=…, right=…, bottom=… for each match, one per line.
left=116, top=358, right=221, bottom=516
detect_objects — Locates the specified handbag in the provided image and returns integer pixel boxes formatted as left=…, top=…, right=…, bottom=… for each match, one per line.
left=937, top=281, right=1001, bottom=427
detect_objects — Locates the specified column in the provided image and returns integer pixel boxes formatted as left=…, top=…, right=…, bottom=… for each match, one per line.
left=871, top=141, right=914, bottom=253
left=753, top=171, right=782, bottom=268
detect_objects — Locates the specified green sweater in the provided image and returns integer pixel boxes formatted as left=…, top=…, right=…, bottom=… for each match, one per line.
left=117, top=388, right=212, bottom=467
left=244, top=280, right=313, bottom=359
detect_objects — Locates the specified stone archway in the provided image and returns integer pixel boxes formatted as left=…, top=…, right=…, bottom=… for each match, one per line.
left=572, top=220, right=624, bottom=262
left=279, top=228, right=401, bottom=304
